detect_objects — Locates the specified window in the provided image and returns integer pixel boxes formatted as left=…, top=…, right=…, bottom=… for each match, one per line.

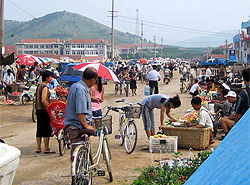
left=86, top=44, right=90, bottom=48
left=77, top=50, right=81, bottom=55
left=77, top=44, right=81, bottom=48
left=17, top=45, right=23, bottom=48
left=72, top=51, right=76, bottom=55
left=28, top=44, right=33, bottom=48
left=81, top=44, right=84, bottom=48
left=99, top=50, right=104, bottom=55
left=40, top=44, right=45, bottom=48
left=65, top=51, right=70, bottom=54
left=34, top=51, right=38, bottom=54
left=65, top=44, right=70, bottom=48
left=34, top=44, right=38, bottom=48
left=99, top=45, right=103, bottom=48
left=54, top=45, right=58, bottom=48
left=72, top=44, right=76, bottom=48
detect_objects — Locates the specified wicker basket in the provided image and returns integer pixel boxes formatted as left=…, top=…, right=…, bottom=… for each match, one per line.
left=93, top=115, right=112, bottom=135
left=124, top=106, right=142, bottom=118
left=162, top=127, right=211, bottom=150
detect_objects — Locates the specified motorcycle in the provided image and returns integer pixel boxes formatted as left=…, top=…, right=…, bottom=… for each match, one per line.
left=163, top=69, right=171, bottom=84
left=21, top=84, right=37, bottom=105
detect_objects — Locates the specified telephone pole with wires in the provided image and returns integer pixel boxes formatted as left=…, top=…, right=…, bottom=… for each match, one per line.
left=108, top=0, right=117, bottom=61
left=135, top=8, right=139, bottom=44
left=141, top=21, right=143, bottom=59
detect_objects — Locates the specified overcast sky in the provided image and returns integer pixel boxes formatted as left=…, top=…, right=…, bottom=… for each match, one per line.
left=4, top=0, right=250, bottom=46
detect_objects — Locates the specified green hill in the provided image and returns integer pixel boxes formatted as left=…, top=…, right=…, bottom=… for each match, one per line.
left=4, top=10, right=138, bottom=45
left=4, top=11, right=206, bottom=59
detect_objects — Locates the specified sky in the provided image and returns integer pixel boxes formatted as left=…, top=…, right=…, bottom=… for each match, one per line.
left=3, top=0, right=250, bottom=47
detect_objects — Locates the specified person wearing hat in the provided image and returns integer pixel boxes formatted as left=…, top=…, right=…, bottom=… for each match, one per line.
left=218, top=91, right=237, bottom=140
left=141, top=94, right=181, bottom=139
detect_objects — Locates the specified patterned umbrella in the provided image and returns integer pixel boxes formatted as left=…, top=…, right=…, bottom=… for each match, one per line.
left=73, top=62, right=119, bottom=82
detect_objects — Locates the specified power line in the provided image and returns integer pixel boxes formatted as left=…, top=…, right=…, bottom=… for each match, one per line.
left=118, top=14, right=236, bottom=37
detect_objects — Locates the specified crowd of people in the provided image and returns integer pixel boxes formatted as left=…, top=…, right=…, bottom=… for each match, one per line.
left=1, top=61, right=249, bottom=153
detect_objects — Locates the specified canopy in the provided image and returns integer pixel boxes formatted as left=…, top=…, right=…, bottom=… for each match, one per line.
left=185, top=108, right=250, bottom=185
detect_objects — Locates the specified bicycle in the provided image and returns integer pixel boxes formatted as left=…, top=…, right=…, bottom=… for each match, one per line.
left=68, top=106, right=118, bottom=185
left=123, top=78, right=130, bottom=97
left=114, top=99, right=142, bottom=154
left=180, top=77, right=189, bottom=93
left=114, top=76, right=123, bottom=95
left=141, top=72, right=147, bottom=83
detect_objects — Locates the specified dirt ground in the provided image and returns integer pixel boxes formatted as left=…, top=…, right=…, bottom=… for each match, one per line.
left=0, top=71, right=223, bottom=185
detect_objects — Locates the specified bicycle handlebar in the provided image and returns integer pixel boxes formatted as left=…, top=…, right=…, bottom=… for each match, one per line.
left=115, top=99, right=141, bottom=106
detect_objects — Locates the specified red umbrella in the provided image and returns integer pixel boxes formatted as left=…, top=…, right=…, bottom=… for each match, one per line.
left=73, top=62, right=119, bottom=82
left=16, top=54, right=37, bottom=65
left=140, top=58, right=147, bottom=64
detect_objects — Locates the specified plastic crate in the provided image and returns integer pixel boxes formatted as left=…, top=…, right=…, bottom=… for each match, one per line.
left=124, top=106, right=142, bottom=118
left=9, top=95, right=21, bottom=103
left=93, top=115, right=112, bottom=135
left=149, top=136, right=178, bottom=153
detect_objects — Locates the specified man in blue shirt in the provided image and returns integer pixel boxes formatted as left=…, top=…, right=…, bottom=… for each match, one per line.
left=65, top=67, right=98, bottom=147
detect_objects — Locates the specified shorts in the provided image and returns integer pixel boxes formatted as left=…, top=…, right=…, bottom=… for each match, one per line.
left=141, top=102, right=155, bottom=131
left=231, top=120, right=236, bottom=127
left=92, top=109, right=102, bottom=117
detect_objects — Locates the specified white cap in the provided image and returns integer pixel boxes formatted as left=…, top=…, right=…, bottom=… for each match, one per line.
left=225, top=91, right=237, bottom=98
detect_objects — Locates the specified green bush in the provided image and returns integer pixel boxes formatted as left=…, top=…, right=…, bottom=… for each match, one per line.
left=132, top=151, right=212, bottom=185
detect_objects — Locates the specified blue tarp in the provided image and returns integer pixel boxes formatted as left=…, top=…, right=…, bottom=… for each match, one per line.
left=185, top=108, right=250, bottom=185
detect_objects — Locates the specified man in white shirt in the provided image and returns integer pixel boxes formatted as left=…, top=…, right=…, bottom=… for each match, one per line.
left=205, top=65, right=212, bottom=80
left=190, top=80, right=202, bottom=97
left=3, top=69, right=15, bottom=95
left=146, top=65, right=161, bottom=94
left=186, top=97, right=215, bottom=144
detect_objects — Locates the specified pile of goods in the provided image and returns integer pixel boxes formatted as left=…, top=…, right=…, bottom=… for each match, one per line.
left=2, top=100, right=15, bottom=104
left=11, top=92, right=21, bottom=96
left=55, top=86, right=68, bottom=97
left=152, top=134, right=168, bottom=138
left=180, top=110, right=198, bottom=123
left=200, top=96, right=209, bottom=101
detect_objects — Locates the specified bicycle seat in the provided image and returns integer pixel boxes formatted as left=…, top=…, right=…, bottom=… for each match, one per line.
left=78, top=129, right=95, bottom=136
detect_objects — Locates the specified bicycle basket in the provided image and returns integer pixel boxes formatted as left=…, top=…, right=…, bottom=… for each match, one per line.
left=93, top=115, right=112, bottom=135
left=124, top=106, right=142, bottom=118
left=180, top=77, right=186, bottom=82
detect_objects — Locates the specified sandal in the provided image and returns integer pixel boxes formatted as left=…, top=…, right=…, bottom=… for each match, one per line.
left=44, top=149, right=56, bottom=154
left=36, top=150, right=42, bottom=154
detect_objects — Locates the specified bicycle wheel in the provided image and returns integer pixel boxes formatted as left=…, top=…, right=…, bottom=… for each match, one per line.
left=58, top=130, right=66, bottom=156
left=183, top=83, right=188, bottom=93
left=32, top=102, right=37, bottom=122
left=180, top=83, right=184, bottom=93
left=103, top=139, right=113, bottom=182
left=124, top=121, right=137, bottom=154
left=125, top=86, right=128, bottom=97
left=119, top=115, right=126, bottom=146
left=72, top=145, right=92, bottom=185
left=114, top=84, right=118, bottom=94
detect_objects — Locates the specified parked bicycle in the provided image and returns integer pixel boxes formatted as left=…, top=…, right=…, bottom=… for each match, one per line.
left=114, top=99, right=142, bottom=154
left=123, top=78, right=130, bottom=97
left=66, top=106, right=118, bottom=185
left=114, top=76, right=123, bottom=95
left=180, top=77, right=189, bottom=93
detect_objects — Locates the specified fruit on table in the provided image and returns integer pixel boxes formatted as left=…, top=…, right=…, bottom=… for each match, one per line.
left=181, top=110, right=198, bottom=121
left=11, top=92, right=21, bottom=96
left=2, top=100, right=15, bottom=104
left=153, top=134, right=168, bottom=138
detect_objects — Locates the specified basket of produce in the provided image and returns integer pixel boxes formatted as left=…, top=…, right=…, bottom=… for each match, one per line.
left=8, top=92, right=22, bottom=104
left=162, top=127, right=211, bottom=150
left=179, top=110, right=198, bottom=123
left=149, top=134, right=178, bottom=153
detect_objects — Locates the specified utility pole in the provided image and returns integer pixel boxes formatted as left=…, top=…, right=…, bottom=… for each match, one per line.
left=206, top=45, right=209, bottom=61
left=11, top=32, right=14, bottom=53
left=161, top=37, right=163, bottom=57
left=109, top=0, right=117, bottom=61
left=154, top=35, right=156, bottom=60
left=135, top=8, right=139, bottom=44
left=225, top=39, right=228, bottom=62
left=141, top=21, right=143, bottom=59
left=0, top=0, right=4, bottom=81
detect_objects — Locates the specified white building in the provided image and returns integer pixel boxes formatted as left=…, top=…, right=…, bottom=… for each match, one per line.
left=233, top=20, right=250, bottom=64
